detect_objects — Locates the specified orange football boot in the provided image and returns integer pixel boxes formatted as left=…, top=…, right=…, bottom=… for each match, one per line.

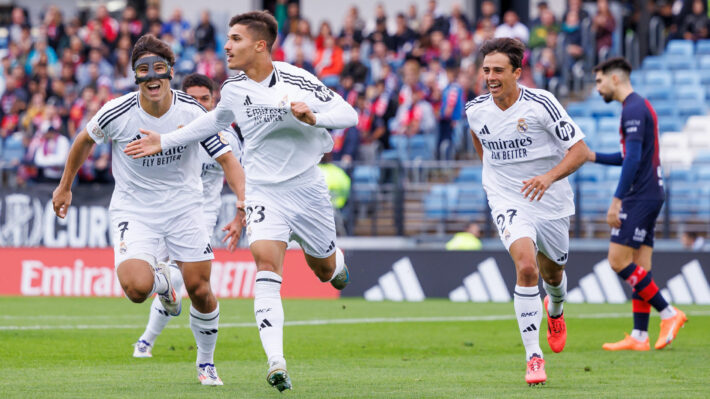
left=544, top=296, right=567, bottom=353
left=655, top=309, right=688, bottom=350
left=525, top=355, right=547, bottom=386
left=602, top=333, right=650, bottom=351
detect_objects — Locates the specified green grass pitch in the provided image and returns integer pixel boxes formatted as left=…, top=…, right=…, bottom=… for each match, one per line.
left=1, top=297, right=708, bottom=398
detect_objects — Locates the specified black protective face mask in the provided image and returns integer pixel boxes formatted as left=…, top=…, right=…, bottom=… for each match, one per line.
left=133, top=55, right=172, bottom=84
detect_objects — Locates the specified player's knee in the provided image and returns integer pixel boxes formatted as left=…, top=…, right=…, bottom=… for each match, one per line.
left=183, top=278, right=210, bottom=299
left=256, top=261, right=279, bottom=274
left=122, top=284, right=150, bottom=303
left=517, top=261, right=538, bottom=280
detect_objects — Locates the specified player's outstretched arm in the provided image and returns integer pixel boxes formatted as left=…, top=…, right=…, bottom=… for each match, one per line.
left=52, top=129, right=95, bottom=218
left=124, top=107, right=234, bottom=158
left=522, top=140, right=590, bottom=201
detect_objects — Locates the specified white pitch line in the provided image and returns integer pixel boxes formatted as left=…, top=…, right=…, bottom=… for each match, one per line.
left=1, top=310, right=709, bottom=331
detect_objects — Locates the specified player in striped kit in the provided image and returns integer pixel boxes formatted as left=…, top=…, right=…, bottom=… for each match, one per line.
left=124, top=11, right=357, bottom=392
left=590, top=57, right=687, bottom=351
left=132, top=74, right=245, bottom=387
left=466, top=38, right=590, bottom=385
left=52, top=36, right=244, bottom=385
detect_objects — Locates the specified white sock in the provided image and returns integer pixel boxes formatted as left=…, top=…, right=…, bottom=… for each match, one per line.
left=328, top=247, right=346, bottom=282
left=139, top=295, right=173, bottom=345
left=150, top=264, right=170, bottom=296
left=167, top=261, right=184, bottom=296
left=189, top=303, right=220, bottom=366
left=514, top=285, right=543, bottom=360
left=631, top=329, right=648, bottom=342
left=659, top=305, right=677, bottom=320
left=543, top=272, right=567, bottom=317
left=254, top=271, right=285, bottom=364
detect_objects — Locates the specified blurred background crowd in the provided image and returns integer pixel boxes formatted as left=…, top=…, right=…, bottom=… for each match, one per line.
left=2, top=0, right=706, bottom=188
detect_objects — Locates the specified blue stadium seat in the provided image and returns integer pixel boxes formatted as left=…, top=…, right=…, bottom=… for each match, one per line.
left=598, top=132, right=621, bottom=150
left=666, top=40, right=694, bottom=56
left=576, top=164, right=607, bottom=182
left=676, top=86, right=706, bottom=102
left=699, top=69, right=710, bottom=85
left=694, top=151, right=710, bottom=163
left=389, top=135, right=407, bottom=151
left=408, top=134, right=434, bottom=161
left=644, top=70, right=672, bottom=87
left=351, top=165, right=380, bottom=203
left=455, top=166, right=482, bottom=183
left=606, top=167, right=622, bottom=182
left=699, top=55, right=710, bottom=69
left=668, top=168, right=695, bottom=183
left=578, top=182, right=613, bottom=216
left=453, top=185, right=487, bottom=215
left=589, top=102, right=621, bottom=118
left=597, top=117, right=619, bottom=132
left=642, top=56, right=666, bottom=70
left=658, top=117, right=684, bottom=133
left=650, top=100, right=676, bottom=117
left=641, top=85, right=673, bottom=101
left=0, top=134, right=26, bottom=169
left=677, top=101, right=708, bottom=118
left=696, top=39, right=710, bottom=56
left=424, top=184, right=458, bottom=218
left=630, top=71, right=644, bottom=87
left=695, top=165, right=710, bottom=181
left=669, top=182, right=698, bottom=216
left=566, top=102, right=590, bottom=118
left=673, top=70, right=701, bottom=86
left=574, top=116, right=597, bottom=137
left=666, top=55, right=696, bottom=70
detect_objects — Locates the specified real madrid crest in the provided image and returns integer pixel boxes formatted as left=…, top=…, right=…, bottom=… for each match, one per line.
left=517, top=118, right=528, bottom=133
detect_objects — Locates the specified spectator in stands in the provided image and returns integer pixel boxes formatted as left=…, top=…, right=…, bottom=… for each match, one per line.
left=530, top=1, right=553, bottom=27
left=195, top=10, right=217, bottom=51
left=291, top=47, right=315, bottom=75
left=681, top=0, right=709, bottom=40
left=392, top=12, right=418, bottom=56
left=315, top=21, right=334, bottom=50
left=162, top=8, right=191, bottom=47
left=145, top=4, right=162, bottom=29
left=591, top=0, right=616, bottom=59
left=448, top=3, right=471, bottom=35
left=394, top=84, right=437, bottom=137
left=534, top=34, right=561, bottom=92
left=120, top=5, right=143, bottom=43
left=476, top=1, right=500, bottom=29
left=473, top=17, right=496, bottom=47
left=44, top=6, right=68, bottom=52
left=370, top=79, right=398, bottom=152
left=8, top=6, right=30, bottom=46
left=681, top=231, right=707, bottom=251
left=368, top=13, right=394, bottom=51
left=282, top=19, right=316, bottom=62
left=26, top=39, right=58, bottom=77
left=30, top=125, right=69, bottom=183
left=338, top=13, right=364, bottom=51
left=446, top=222, right=483, bottom=250
left=561, top=10, right=585, bottom=71
left=529, top=9, right=559, bottom=49
left=342, top=44, right=368, bottom=85
left=314, top=36, right=344, bottom=87
left=332, top=94, right=364, bottom=165
left=438, top=63, right=464, bottom=160
left=1, top=75, right=28, bottom=120
left=367, top=40, right=391, bottom=84
left=112, top=49, right=135, bottom=94
left=86, top=5, right=118, bottom=45
left=566, top=0, right=590, bottom=22
left=495, top=11, right=530, bottom=43
left=280, top=1, right=301, bottom=37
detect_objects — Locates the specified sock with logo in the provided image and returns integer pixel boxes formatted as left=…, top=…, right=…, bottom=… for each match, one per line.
left=514, top=285, right=543, bottom=360
left=328, top=247, right=346, bottom=282
left=618, top=264, right=676, bottom=319
left=543, top=271, right=567, bottom=318
left=139, top=263, right=184, bottom=345
left=189, top=303, right=220, bottom=366
left=254, top=271, right=285, bottom=364
left=150, top=267, right=170, bottom=297
left=631, top=288, right=650, bottom=339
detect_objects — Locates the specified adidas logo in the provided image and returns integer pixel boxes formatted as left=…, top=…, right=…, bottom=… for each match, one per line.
left=259, top=318, right=272, bottom=330
left=557, top=253, right=568, bottom=263
left=480, top=124, right=491, bottom=135
left=522, top=323, right=537, bottom=333
left=199, top=329, right=218, bottom=335
left=156, top=307, right=169, bottom=317
left=326, top=241, right=335, bottom=253
left=363, top=257, right=425, bottom=301
left=244, top=95, right=252, bottom=106
left=203, top=244, right=213, bottom=254
left=567, top=259, right=627, bottom=304
left=449, top=257, right=511, bottom=302
left=660, top=260, right=710, bottom=305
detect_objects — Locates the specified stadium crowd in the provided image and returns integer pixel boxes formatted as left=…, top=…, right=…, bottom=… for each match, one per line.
left=0, top=0, right=707, bottom=188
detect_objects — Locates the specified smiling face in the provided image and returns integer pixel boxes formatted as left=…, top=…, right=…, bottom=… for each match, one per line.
left=135, top=53, right=172, bottom=103
left=224, top=23, right=264, bottom=71
left=481, top=51, right=521, bottom=101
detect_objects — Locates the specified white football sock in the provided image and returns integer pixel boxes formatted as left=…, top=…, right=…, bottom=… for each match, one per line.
left=514, top=285, right=543, bottom=360
left=631, top=329, right=649, bottom=342
left=543, top=272, right=567, bottom=317
left=190, top=303, right=220, bottom=366
left=328, top=247, right=346, bottom=282
left=139, top=295, right=172, bottom=345
left=659, top=305, right=677, bottom=320
left=150, top=264, right=170, bottom=296
left=254, top=271, right=285, bottom=364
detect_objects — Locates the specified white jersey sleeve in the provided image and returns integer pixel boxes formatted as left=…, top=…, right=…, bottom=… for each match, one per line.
left=86, top=93, right=137, bottom=144
left=276, top=67, right=358, bottom=129
left=522, top=88, right=585, bottom=149
left=160, top=92, right=235, bottom=149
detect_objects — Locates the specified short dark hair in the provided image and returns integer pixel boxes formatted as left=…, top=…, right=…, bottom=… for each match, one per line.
left=182, top=73, right=214, bottom=92
left=131, top=34, right=175, bottom=68
left=229, top=11, right=278, bottom=52
left=479, top=38, right=526, bottom=71
left=593, top=56, right=632, bottom=75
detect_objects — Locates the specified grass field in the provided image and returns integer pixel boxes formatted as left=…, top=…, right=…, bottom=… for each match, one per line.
left=0, top=297, right=708, bottom=398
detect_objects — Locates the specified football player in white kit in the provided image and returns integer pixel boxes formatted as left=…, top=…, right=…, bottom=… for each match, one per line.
left=51, top=36, right=244, bottom=385
left=132, top=74, right=246, bottom=379
left=466, top=38, right=590, bottom=386
left=124, top=11, right=357, bottom=392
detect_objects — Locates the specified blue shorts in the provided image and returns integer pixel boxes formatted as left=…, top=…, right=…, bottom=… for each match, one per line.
left=610, top=199, right=664, bottom=249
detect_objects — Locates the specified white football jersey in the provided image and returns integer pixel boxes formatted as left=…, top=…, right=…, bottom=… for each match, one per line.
left=465, top=85, right=585, bottom=219
left=86, top=90, right=230, bottom=214
left=216, top=61, right=349, bottom=185
left=199, top=124, right=244, bottom=220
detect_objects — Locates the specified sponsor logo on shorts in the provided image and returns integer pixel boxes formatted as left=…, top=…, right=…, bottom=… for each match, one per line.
left=633, top=227, right=647, bottom=242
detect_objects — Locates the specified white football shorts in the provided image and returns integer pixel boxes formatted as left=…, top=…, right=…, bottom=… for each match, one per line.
left=110, top=204, right=214, bottom=268
left=244, top=168, right=337, bottom=258
left=491, top=205, right=570, bottom=265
